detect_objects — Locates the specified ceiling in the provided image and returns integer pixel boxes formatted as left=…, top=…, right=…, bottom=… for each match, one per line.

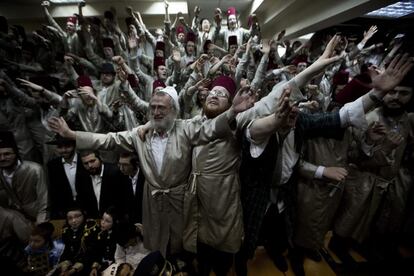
left=1, top=0, right=412, bottom=39
left=0, top=0, right=253, bottom=21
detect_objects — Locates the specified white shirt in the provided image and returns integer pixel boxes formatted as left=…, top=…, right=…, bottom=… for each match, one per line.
left=91, top=164, right=104, bottom=209
left=246, top=96, right=366, bottom=212
left=150, top=131, right=169, bottom=174
left=114, top=237, right=150, bottom=271
left=1, top=160, right=21, bottom=187
left=63, top=153, right=78, bottom=200
left=130, top=169, right=140, bottom=194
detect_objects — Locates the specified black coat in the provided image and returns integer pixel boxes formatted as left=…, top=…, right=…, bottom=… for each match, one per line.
left=76, top=163, right=125, bottom=219
left=47, top=155, right=88, bottom=219
left=121, top=169, right=145, bottom=224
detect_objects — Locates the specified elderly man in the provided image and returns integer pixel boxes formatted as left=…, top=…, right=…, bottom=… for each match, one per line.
left=0, top=131, right=48, bottom=244
left=48, top=81, right=253, bottom=259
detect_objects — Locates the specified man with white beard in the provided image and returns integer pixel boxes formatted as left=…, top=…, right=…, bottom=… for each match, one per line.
left=47, top=76, right=255, bottom=262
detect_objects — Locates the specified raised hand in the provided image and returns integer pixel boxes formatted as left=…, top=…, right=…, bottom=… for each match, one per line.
left=231, top=85, right=257, bottom=114
left=276, top=29, right=286, bottom=42
left=116, top=65, right=128, bottom=83
left=137, top=121, right=151, bottom=141
left=63, top=90, right=79, bottom=99
left=274, top=86, right=293, bottom=129
left=64, top=55, right=75, bottom=65
left=363, top=25, right=378, bottom=41
left=317, top=34, right=345, bottom=65
left=195, top=78, right=211, bottom=90
left=260, top=39, right=272, bottom=55
left=112, top=55, right=125, bottom=66
left=78, top=86, right=97, bottom=101
left=172, top=47, right=181, bottom=64
left=47, top=117, right=76, bottom=140
left=126, top=6, right=134, bottom=16
left=214, top=8, right=222, bottom=25
left=282, top=65, right=297, bottom=74
left=110, top=99, right=123, bottom=111
left=372, top=53, right=413, bottom=92
left=41, top=1, right=50, bottom=7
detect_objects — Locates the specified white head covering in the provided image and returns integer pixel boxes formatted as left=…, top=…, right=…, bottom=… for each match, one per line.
left=159, top=86, right=180, bottom=112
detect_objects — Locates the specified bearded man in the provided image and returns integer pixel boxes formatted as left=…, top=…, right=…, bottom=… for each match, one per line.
left=47, top=82, right=253, bottom=259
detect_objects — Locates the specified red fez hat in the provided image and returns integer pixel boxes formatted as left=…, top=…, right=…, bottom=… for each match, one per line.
left=291, top=55, right=308, bottom=66
left=155, top=41, right=165, bottom=52
left=211, top=75, right=237, bottom=99
left=228, top=35, right=238, bottom=47
left=153, top=57, right=165, bottom=69
left=127, top=74, right=139, bottom=88
left=186, top=31, right=196, bottom=43
left=333, top=70, right=349, bottom=86
left=77, top=75, right=93, bottom=88
left=67, top=16, right=77, bottom=25
left=153, top=79, right=166, bottom=91
left=335, top=76, right=372, bottom=105
left=102, top=38, right=114, bottom=49
left=227, top=7, right=236, bottom=17
left=203, top=39, right=212, bottom=53
left=176, top=25, right=185, bottom=35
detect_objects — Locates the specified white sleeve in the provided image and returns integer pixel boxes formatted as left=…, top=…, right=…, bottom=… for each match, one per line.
left=314, top=166, right=325, bottom=179
left=245, top=127, right=269, bottom=158
left=339, top=97, right=368, bottom=130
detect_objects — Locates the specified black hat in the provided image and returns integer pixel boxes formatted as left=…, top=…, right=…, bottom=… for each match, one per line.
left=134, top=251, right=167, bottom=276
left=0, top=131, right=18, bottom=152
left=100, top=63, right=115, bottom=74
left=104, top=10, right=114, bottom=21
left=46, top=134, right=75, bottom=146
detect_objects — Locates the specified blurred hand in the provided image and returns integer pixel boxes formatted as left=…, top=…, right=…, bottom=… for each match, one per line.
left=323, top=167, right=348, bottom=182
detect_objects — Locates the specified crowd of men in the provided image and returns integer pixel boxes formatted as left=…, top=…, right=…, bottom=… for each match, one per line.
left=0, top=1, right=413, bottom=275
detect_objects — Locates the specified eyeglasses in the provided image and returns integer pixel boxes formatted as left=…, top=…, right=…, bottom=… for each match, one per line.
left=208, top=90, right=229, bottom=98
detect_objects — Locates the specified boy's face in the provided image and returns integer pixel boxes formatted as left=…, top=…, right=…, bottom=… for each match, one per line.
left=67, top=210, right=84, bottom=230
left=100, top=212, right=114, bottom=231
left=29, top=234, right=46, bottom=250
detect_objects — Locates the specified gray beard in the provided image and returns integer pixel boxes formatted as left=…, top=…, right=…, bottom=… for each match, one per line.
left=150, top=115, right=175, bottom=133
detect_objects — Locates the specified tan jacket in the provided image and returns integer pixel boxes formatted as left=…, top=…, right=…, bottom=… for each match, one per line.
left=75, top=111, right=234, bottom=256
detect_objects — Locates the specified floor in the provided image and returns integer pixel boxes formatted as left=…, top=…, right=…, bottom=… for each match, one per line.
left=226, top=232, right=414, bottom=276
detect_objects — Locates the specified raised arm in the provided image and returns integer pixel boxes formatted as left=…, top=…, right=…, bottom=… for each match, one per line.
left=41, top=1, right=65, bottom=36
left=294, top=35, right=344, bottom=89
left=47, top=116, right=137, bottom=152
left=248, top=86, right=296, bottom=143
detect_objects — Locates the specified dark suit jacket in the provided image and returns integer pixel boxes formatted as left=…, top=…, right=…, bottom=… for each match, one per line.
left=122, top=169, right=145, bottom=223
left=47, top=155, right=88, bottom=219
left=76, top=163, right=125, bottom=219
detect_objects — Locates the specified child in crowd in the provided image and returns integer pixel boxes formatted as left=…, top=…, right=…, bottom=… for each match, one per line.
left=52, top=206, right=99, bottom=276
left=89, top=206, right=120, bottom=275
left=24, top=222, right=64, bottom=276
left=115, top=222, right=149, bottom=272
